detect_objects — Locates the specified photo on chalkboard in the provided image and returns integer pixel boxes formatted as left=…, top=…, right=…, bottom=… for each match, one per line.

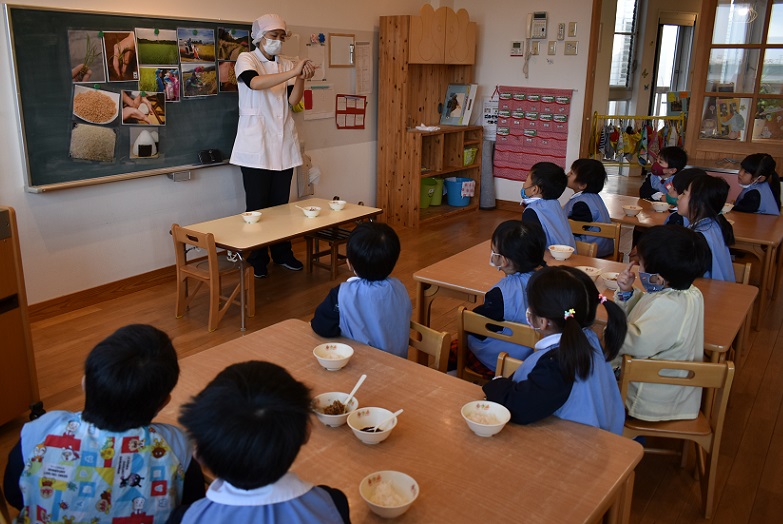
left=218, top=61, right=238, bottom=93
left=135, top=28, right=179, bottom=66
left=130, top=128, right=160, bottom=159
left=140, top=67, right=180, bottom=103
left=218, top=27, right=250, bottom=61
left=103, top=31, right=139, bottom=82
left=178, top=28, right=216, bottom=63
left=182, top=63, right=218, bottom=98
left=122, top=91, right=166, bottom=125
left=72, top=86, right=119, bottom=125
left=68, top=30, right=106, bottom=83
left=70, top=123, right=117, bottom=162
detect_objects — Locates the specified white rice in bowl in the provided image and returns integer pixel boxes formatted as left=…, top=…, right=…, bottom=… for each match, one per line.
left=370, top=480, right=407, bottom=507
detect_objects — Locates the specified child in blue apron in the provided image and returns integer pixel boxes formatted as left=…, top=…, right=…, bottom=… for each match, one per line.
left=564, top=158, right=613, bottom=257
left=733, top=153, right=781, bottom=215
left=521, top=162, right=575, bottom=248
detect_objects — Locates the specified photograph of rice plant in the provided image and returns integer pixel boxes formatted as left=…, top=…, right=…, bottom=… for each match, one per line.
left=177, top=28, right=216, bottom=63
left=103, top=31, right=139, bottom=82
left=218, top=61, right=238, bottom=93
left=136, top=28, right=178, bottom=66
left=68, top=30, right=106, bottom=83
left=182, top=63, right=217, bottom=98
left=218, top=27, right=250, bottom=61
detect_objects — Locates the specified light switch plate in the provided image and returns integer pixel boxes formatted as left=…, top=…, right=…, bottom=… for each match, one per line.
left=564, top=41, right=578, bottom=55
left=548, top=41, right=557, bottom=55
left=557, top=23, right=565, bottom=41
left=530, top=41, right=540, bottom=55
left=568, top=22, right=577, bottom=38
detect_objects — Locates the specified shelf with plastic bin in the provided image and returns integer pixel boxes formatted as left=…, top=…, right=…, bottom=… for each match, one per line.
left=420, top=200, right=479, bottom=223
left=420, top=162, right=480, bottom=178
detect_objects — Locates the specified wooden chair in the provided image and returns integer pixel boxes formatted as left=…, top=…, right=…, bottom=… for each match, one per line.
left=172, top=223, right=255, bottom=332
left=0, top=485, right=9, bottom=524
left=618, top=355, right=735, bottom=519
left=408, top=320, right=450, bottom=373
left=575, top=240, right=598, bottom=258
left=457, top=306, right=540, bottom=385
left=732, top=261, right=751, bottom=285
left=495, top=351, right=523, bottom=378
left=304, top=199, right=365, bottom=279
left=569, top=219, right=622, bottom=261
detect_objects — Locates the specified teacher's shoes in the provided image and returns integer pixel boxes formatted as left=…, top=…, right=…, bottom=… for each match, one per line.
left=252, top=263, right=268, bottom=279
left=275, top=255, right=304, bottom=271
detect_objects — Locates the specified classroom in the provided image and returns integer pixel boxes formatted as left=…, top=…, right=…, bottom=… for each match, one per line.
left=1, top=0, right=782, bottom=522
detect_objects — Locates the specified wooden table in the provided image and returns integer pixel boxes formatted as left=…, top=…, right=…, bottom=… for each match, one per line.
left=157, top=319, right=643, bottom=523
left=414, top=240, right=757, bottom=363
left=601, top=193, right=783, bottom=329
left=183, top=198, right=382, bottom=329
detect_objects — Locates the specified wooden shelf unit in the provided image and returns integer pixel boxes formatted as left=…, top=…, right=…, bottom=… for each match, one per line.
left=377, top=6, right=479, bottom=228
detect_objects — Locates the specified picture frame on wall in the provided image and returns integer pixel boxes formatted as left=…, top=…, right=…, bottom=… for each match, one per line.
left=440, top=84, right=478, bottom=126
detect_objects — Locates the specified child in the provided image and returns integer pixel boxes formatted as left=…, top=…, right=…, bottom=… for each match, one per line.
left=520, top=162, right=576, bottom=248
left=563, top=158, right=613, bottom=257
left=3, top=325, right=204, bottom=523
left=614, top=225, right=711, bottom=421
left=679, top=172, right=735, bottom=281
left=734, top=153, right=781, bottom=215
left=171, top=361, right=350, bottom=523
left=663, top=167, right=702, bottom=227
left=466, top=220, right=547, bottom=375
left=639, top=146, right=688, bottom=202
left=483, top=266, right=627, bottom=435
left=311, top=222, right=412, bottom=357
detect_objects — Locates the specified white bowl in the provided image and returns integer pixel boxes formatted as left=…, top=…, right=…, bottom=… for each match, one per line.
left=329, top=200, right=347, bottom=211
left=241, top=211, right=262, bottom=224
left=576, top=265, right=602, bottom=281
left=313, top=343, right=354, bottom=371
left=548, top=244, right=575, bottom=261
left=347, top=407, right=398, bottom=444
left=622, top=205, right=643, bottom=217
left=651, top=201, right=670, bottom=213
left=359, top=470, right=419, bottom=519
left=722, top=202, right=734, bottom=214
left=311, top=392, right=359, bottom=427
left=461, top=401, right=511, bottom=437
left=601, top=271, right=620, bottom=290
left=301, top=205, right=321, bottom=218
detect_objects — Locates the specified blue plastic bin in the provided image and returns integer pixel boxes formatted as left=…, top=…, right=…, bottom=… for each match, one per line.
left=444, top=177, right=471, bottom=207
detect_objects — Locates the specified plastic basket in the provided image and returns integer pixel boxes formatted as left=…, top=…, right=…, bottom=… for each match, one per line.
left=429, top=177, right=445, bottom=206
left=444, top=177, right=472, bottom=207
left=420, top=178, right=437, bottom=209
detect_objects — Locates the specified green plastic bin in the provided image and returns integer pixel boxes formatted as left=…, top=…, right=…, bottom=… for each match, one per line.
left=420, top=178, right=437, bottom=209
left=429, top=177, right=445, bottom=206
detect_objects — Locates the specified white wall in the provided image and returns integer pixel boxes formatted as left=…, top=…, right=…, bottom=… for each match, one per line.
left=0, top=0, right=422, bottom=304
left=457, top=0, right=595, bottom=203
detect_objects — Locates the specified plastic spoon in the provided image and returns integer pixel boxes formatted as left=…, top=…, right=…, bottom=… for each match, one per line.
left=343, top=374, right=367, bottom=413
left=372, top=408, right=404, bottom=432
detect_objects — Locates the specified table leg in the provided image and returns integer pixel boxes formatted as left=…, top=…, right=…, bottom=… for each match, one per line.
left=238, top=253, right=247, bottom=332
left=605, top=470, right=635, bottom=524
left=755, top=246, right=772, bottom=330
left=772, top=245, right=781, bottom=300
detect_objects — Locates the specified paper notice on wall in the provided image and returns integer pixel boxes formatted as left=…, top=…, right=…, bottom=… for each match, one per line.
left=306, top=43, right=327, bottom=81
left=304, top=84, right=335, bottom=120
left=354, top=41, right=372, bottom=94
left=482, top=96, right=499, bottom=141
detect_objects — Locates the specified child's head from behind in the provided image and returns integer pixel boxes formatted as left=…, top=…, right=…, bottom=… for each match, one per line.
left=524, top=162, right=568, bottom=200
left=678, top=172, right=728, bottom=222
left=82, top=324, right=179, bottom=432
left=568, top=159, right=607, bottom=193
left=636, top=225, right=710, bottom=290
left=178, top=361, right=311, bottom=490
left=347, top=222, right=400, bottom=281
left=491, top=220, right=546, bottom=274
left=670, top=167, right=702, bottom=196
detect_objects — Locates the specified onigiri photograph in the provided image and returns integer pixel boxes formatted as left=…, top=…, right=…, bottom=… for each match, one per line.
left=68, top=30, right=106, bottom=83
left=218, top=27, right=250, bottom=61
left=135, top=28, right=179, bottom=66
left=130, top=127, right=160, bottom=159
left=178, top=28, right=216, bottom=63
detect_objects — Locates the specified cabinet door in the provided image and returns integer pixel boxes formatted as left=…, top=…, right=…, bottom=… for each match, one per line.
left=445, top=9, right=476, bottom=65
left=409, top=5, right=446, bottom=64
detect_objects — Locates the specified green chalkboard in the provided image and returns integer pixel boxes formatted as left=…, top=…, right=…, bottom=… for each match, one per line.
left=6, top=6, right=250, bottom=192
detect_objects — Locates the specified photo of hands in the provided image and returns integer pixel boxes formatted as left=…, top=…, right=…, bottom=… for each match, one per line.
left=121, top=90, right=166, bottom=125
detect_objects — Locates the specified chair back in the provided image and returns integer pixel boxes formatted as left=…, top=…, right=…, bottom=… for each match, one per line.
left=732, top=261, right=751, bottom=285
left=0, top=485, right=9, bottom=524
left=409, top=321, right=450, bottom=373
left=172, top=223, right=220, bottom=279
left=569, top=219, right=622, bottom=261
left=495, top=351, right=523, bottom=378
left=457, top=306, right=540, bottom=383
left=575, top=240, right=598, bottom=258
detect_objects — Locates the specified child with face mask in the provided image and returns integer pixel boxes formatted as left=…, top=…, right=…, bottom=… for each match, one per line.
left=613, top=225, right=711, bottom=421
left=733, top=153, right=781, bottom=215
left=639, top=146, right=688, bottom=203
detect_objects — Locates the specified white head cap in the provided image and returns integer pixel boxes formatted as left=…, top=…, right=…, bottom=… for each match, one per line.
left=251, top=14, right=287, bottom=45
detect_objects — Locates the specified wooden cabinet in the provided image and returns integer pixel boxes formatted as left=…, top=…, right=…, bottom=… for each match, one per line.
left=378, top=6, right=479, bottom=228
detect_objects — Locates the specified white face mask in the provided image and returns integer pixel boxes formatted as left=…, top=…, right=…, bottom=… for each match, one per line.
left=489, top=251, right=502, bottom=269
left=738, top=182, right=752, bottom=189
left=262, top=37, right=282, bottom=56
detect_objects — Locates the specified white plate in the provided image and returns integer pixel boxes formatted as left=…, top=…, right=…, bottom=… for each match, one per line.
left=72, top=85, right=120, bottom=125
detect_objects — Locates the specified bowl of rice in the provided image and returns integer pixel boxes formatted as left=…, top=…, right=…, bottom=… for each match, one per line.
left=600, top=271, right=620, bottom=291
left=651, top=201, right=670, bottom=212
left=359, top=470, right=419, bottom=518
left=461, top=401, right=511, bottom=437
left=347, top=407, right=398, bottom=444
left=72, top=85, right=120, bottom=125
left=575, top=266, right=602, bottom=281
left=311, top=392, right=359, bottom=427
left=313, top=343, right=354, bottom=371
left=548, top=244, right=575, bottom=261
left=622, top=205, right=643, bottom=217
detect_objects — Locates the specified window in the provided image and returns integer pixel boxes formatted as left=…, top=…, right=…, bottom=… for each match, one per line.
left=609, top=0, right=641, bottom=90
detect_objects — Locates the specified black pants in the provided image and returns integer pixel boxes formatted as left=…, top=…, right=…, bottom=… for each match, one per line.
left=241, top=166, right=295, bottom=266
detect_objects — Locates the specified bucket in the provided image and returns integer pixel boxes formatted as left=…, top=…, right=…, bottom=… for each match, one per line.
left=444, top=177, right=472, bottom=207
left=420, top=178, right=437, bottom=209
left=429, top=177, right=445, bottom=206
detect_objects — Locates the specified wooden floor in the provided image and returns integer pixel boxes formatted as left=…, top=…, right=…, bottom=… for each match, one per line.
left=3, top=175, right=782, bottom=523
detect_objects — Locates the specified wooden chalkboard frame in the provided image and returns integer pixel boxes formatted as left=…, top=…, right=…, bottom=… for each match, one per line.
left=4, top=5, right=251, bottom=193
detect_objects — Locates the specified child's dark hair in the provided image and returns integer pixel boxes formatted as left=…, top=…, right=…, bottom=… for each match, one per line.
left=741, top=153, right=781, bottom=208
left=526, top=266, right=627, bottom=380
left=82, top=324, right=179, bottom=432
left=658, top=146, right=688, bottom=172
left=529, top=162, right=568, bottom=200
left=570, top=158, right=607, bottom=193
left=178, top=361, right=311, bottom=490
left=637, top=225, right=711, bottom=289
left=685, top=173, right=735, bottom=246
left=492, top=220, right=546, bottom=273
left=671, top=167, right=702, bottom=195
left=346, top=222, right=401, bottom=281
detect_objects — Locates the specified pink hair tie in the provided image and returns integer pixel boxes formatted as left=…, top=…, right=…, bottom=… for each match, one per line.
left=598, top=293, right=608, bottom=304
left=564, top=308, right=575, bottom=320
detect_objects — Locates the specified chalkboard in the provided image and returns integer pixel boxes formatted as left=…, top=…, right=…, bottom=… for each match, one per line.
left=6, top=6, right=250, bottom=192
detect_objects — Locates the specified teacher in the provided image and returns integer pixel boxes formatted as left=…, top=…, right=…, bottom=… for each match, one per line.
left=230, top=13, right=315, bottom=278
